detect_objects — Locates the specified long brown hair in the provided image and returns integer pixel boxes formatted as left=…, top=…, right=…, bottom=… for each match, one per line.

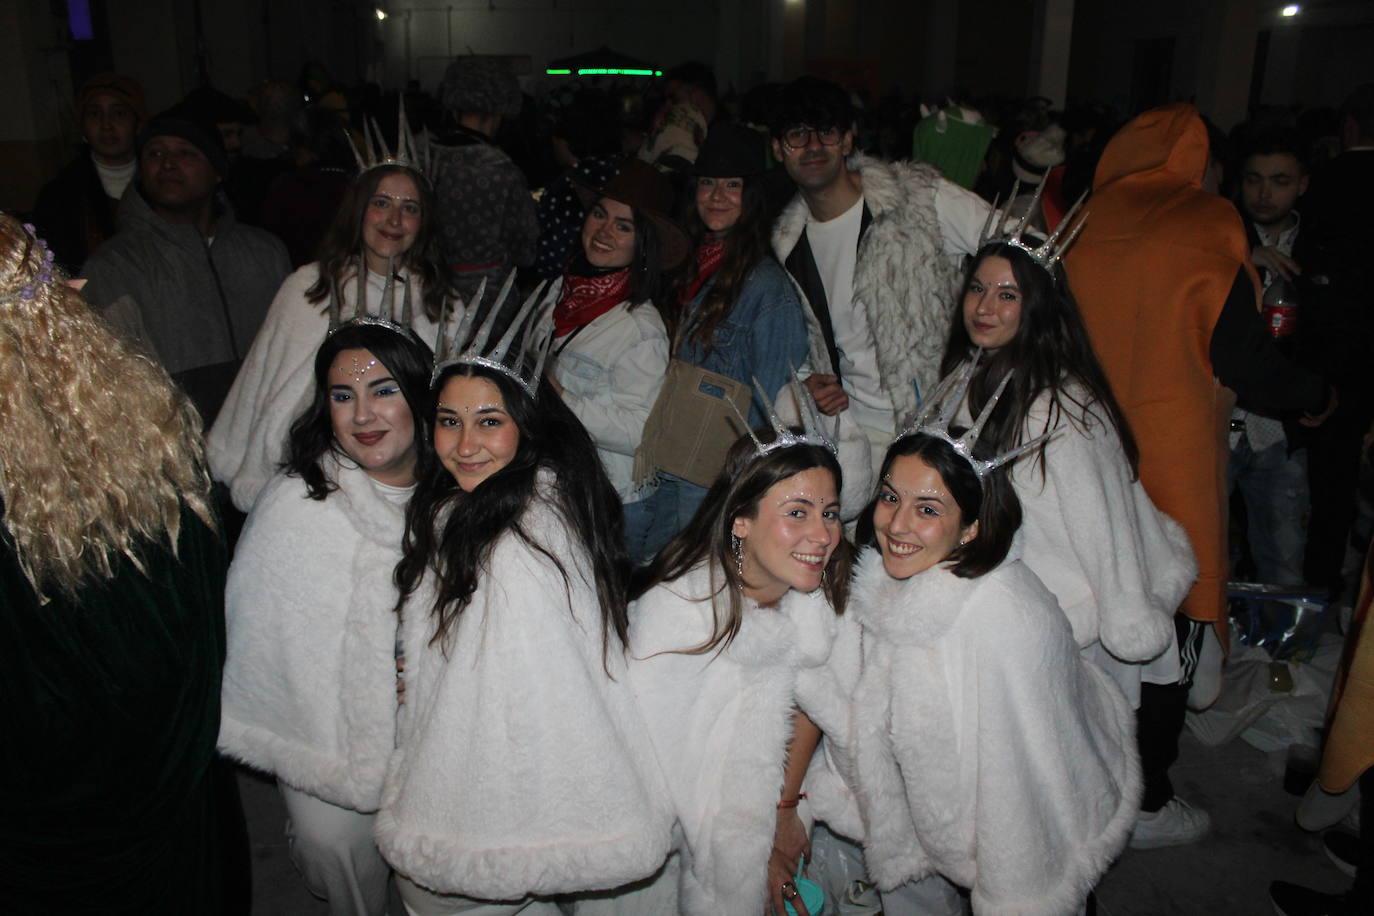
left=669, top=176, right=772, bottom=353
left=305, top=164, right=448, bottom=321
left=633, top=431, right=851, bottom=656
left=940, top=242, right=1140, bottom=480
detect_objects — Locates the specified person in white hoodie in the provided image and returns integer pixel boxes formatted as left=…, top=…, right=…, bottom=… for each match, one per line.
left=377, top=296, right=673, bottom=914
left=220, top=319, right=434, bottom=916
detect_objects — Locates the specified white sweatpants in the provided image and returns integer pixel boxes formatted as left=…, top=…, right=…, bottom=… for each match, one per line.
left=280, top=783, right=391, bottom=916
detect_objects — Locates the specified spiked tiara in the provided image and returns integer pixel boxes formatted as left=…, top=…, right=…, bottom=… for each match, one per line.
left=327, top=254, right=419, bottom=335
left=345, top=95, right=432, bottom=184
left=900, top=350, right=1057, bottom=479
left=430, top=272, right=563, bottom=398
left=975, top=169, right=1088, bottom=275
left=728, top=367, right=839, bottom=459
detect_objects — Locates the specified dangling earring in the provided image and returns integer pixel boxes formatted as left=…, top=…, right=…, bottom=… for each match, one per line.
left=731, top=533, right=744, bottom=581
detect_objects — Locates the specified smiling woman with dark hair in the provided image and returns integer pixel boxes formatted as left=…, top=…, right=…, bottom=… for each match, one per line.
left=626, top=400, right=856, bottom=916
left=845, top=416, right=1139, bottom=914
left=219, top=318, right=433, bottom=916
left=375, top=297, right=674, bottom=915
left=545, top=157, right=690, bottom=560
left=630, top=123, right=811, bottom=565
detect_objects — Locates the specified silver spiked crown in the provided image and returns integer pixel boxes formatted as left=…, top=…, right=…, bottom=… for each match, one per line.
left=728, top=367, right=839, bottom=458
left=900, top=350, right=1058, bottom=479
left=430, top=272, right=563, bottom=398
left=975, top=169, right=1088, bottom=275
left=326, top=253, right=418, bottom=334
left=345, top=94, right=433, bottom=184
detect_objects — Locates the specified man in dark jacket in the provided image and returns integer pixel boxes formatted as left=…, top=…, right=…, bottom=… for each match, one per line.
left=1296, top=84, right=1374, bottom=601
left=31, top=73, right=145, bottom=272
left=80, top=115, right=290, bottom=427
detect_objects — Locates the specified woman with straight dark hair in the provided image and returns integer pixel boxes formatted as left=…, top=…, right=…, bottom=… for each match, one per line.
left=625, top=402, right=857, bottom=916
left=939, top=238, right=1195, bottom=686
left=376, top=298, right=673, bottom=915
left=220, top=319, right=433, bottom=916
left=846, top=401, right=1140, bottom=914
left=631, top=123, right=811, bottom=563
left=941, top=230, right=1199, bottom=844
left=545, top=157, right=690, bottom=559
left=210, top=117, right=448, bottom=512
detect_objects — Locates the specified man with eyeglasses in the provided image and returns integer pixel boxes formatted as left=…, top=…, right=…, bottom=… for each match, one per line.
left=769, top=76, right=992, bottom=484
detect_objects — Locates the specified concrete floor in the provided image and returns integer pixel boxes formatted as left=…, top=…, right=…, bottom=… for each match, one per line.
left=237, top=726, right=1355, bottom=915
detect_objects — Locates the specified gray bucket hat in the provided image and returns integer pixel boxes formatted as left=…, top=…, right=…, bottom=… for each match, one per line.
left=439, top=57, right=521, bottom=119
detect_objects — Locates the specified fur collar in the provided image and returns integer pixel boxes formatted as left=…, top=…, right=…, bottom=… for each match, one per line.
left=655, top=563, right=838, bottom=669
left=849, top=544, right=1025, bottom=647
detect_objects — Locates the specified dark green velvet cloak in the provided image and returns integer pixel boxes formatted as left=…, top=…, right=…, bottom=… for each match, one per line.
left=0, top=503, right=232, bottom=914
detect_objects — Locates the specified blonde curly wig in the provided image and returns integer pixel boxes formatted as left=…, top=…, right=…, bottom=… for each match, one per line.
left=0, top=214, right=214, bottom=598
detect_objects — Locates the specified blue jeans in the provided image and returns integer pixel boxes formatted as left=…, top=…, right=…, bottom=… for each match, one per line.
left=1229, top=436, right=1309, bottom=585
left=623, top=475, right=709, bottom=566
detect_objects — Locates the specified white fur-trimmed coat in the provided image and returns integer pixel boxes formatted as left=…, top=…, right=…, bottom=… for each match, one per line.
left=846, top=548, right=1141, bottom=915
left=624, top=564, right=854, bottom=916
left=207, top=263, right=441, bottom=512
left=995, top=384, right=1197, bottom=668
left=219, top=458, right=404, bottom=812
left=771, top=155, right=973, bottom=423
left=374, top=489, right=674, bottom=899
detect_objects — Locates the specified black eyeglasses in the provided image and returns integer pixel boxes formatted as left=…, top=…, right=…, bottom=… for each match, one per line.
left=781, top=124, right=844, bottom=150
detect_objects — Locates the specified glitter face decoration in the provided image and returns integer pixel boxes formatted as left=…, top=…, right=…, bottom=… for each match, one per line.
left=338, top=354, right=380, bottom=380
left=730, top=466, right=840, bottom=606
left=327, top=347, right=418, bottom=487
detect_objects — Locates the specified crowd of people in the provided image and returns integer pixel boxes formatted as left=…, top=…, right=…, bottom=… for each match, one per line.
left=4, top=52, right=1373, bottom=916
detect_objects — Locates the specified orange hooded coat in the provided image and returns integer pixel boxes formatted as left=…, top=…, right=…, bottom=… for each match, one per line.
left=1065, top=103, right=1259, bottom=628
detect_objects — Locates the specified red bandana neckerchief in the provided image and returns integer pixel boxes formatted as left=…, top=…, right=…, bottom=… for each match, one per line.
left=553, top=267, right=632, bottom=337
left=679, top=239, right=726, bottom=304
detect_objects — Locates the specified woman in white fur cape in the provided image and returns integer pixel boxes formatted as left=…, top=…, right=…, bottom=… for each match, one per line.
left=377, top=354, right=673, bottom=915
left=220, top=319, right=434, bottom=915
left=208, top=162, right=447, bottom=513
left=939, top=241, right=1197, bottom=706
left=846, top=429, right=1140, bottom=915
left=625, top=424, right=858, bottom=916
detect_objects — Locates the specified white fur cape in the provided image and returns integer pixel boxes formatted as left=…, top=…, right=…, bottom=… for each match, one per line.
left=375, top=489, right=674, bottom=899
left=218, top=458, right=404, bottom=811
left=771, top=154, right=966, bottom=423
left=624, top=563, right=853, bottom=916
left=994, top=383, right=1198, bottom=664
left=207, top=263, right=440, bottom=512
left=847, top=548, right=1141, bottom=915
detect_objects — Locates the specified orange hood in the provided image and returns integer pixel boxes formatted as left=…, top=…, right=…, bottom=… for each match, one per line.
left=1094, top=102, right=1208, bottom=193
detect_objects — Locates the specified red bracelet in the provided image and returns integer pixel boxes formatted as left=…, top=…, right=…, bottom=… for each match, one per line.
left=777, top=793, right=808, bottom=809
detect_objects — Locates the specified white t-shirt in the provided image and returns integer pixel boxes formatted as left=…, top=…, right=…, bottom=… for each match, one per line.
left=806, top=195, right=897, bottom=436
left=94, top=157, right=136, bottom=201
left=371, top=477, right=417, bottom=506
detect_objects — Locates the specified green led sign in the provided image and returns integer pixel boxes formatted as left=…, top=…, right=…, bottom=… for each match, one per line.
left=545, top=67, right=663, bottom=77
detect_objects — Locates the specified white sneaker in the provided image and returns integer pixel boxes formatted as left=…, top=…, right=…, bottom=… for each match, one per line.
left=1129, top=797, right=1211, bottom=849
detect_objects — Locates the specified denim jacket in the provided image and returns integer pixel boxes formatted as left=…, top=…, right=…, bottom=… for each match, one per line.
left=676, top=257, right=810, bottom=428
